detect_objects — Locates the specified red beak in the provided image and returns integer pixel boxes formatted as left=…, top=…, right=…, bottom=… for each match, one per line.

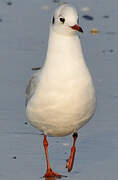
left=70, top=24, right=83, bottom=33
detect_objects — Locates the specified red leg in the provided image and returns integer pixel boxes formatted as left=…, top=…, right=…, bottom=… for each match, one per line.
left=66, top=132, right=78, bottom=172
left=43, top=135, right=64, bottom=178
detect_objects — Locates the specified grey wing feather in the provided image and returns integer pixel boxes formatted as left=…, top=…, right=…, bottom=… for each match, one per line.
left=25, top=70, right=41, bottom=106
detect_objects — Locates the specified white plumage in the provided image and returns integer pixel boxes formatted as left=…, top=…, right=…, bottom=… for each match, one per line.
left=26, top=4, right=96, bottom=137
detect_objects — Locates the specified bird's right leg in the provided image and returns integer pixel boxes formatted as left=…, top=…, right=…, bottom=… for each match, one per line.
left=43, top=134, right=63, bottom=178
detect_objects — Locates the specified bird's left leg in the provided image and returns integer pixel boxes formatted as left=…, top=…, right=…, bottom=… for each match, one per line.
left=66, top=132, right=78, bottom=172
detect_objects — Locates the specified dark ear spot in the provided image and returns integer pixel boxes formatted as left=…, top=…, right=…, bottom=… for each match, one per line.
left=52, top=16, right=55, bottom=24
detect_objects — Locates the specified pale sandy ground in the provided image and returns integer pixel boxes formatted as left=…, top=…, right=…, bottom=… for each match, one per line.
left=0, top=0, right=118, bottom=179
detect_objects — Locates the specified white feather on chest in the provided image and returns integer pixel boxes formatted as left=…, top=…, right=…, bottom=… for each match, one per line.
left=26, top=30, right=96, bottom=136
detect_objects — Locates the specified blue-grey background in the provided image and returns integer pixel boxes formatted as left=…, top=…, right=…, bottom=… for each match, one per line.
left=0, top=0, right=118, bottom=179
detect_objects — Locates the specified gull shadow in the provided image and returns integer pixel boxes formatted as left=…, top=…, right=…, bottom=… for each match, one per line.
left=41, top=174, right=67, bottom=180
left=45, top=177, right=59, bottom=180
left=44, top=176, right=67, bottom=180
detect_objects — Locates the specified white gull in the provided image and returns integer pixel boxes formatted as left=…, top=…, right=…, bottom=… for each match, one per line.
left=25, top=4, right=96, bottom=178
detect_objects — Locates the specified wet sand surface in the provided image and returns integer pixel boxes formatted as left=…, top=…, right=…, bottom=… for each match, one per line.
left=0, top=0, right=118, bottom=179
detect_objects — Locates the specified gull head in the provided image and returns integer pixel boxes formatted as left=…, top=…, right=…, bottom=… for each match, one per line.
left=51, top=4, right=83, bottom=36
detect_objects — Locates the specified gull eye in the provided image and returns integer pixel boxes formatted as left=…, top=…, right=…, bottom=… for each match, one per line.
left=59, top=17, right=65, bottom=23
left=77, top=18, right=79, bottom=24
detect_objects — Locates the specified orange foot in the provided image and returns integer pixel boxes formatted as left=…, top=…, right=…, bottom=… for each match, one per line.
left=44, top=168, right=66, bottom=178
left=66, top=146, right=76, bottom=172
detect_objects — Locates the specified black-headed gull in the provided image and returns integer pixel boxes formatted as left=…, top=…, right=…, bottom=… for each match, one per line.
left=26, top=4, right=96, bottom=178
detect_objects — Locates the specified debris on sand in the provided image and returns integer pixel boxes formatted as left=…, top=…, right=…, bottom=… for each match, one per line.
left=41, top=5, right=50, bottom=11
left=6, top=1, right=12, bottom=6
left=82, top=15, right=93, bottom=21
left=105, top=32, right=117, bottom=35
left=81, top=7, right=90, bottom=12
left=12, top=156, right=16, bottom=160
left=102, top=49, right=114, bottom=53
left=52, top=0, right=60, bottom=3
left=102, top=15, right=109, bottom=19
left=109, top=49, right=114, bottom=53
left=90, top=28, right=99, bottom=35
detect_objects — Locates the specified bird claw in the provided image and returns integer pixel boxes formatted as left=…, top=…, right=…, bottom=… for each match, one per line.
left=44, top=168, right=67, bottom=178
